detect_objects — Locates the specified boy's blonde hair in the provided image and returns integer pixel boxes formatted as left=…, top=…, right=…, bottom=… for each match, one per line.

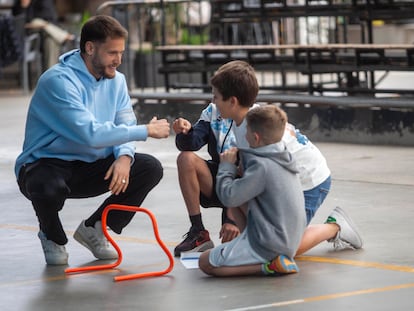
left=210, top=60, right=259, bottom=108
left=246, top=105, right=288, bottom=145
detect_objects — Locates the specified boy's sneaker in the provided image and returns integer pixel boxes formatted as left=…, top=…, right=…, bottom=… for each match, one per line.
left=174, top=228, right=214, bottom=257
left=38, top=231, right=68, bottom=265
left=263, top=255, right=299, bottom=275
left=325, top=206, right=363, bottom=250
left=74, top=220, right=118, bottom=260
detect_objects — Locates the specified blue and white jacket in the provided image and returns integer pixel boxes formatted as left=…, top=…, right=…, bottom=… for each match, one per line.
left=175, top=103, right=236, bottom=163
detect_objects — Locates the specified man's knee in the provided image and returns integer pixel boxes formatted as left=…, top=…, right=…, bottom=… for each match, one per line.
left=149, top=156, right=163, bottom=184
left=132, top=153, right=163, bottom=185
left=26, top=177, right=69, bottom=203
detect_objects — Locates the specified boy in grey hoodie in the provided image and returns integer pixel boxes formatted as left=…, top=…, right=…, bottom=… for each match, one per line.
left=199, top=105, right=307, bottom=277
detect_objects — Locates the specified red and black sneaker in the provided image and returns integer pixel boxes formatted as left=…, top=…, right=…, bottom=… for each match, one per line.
left=174, top=228, right=214, bottom=257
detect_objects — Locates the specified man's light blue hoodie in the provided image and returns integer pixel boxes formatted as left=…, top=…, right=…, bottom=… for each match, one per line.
left=15, top=49, right=148, bottom=177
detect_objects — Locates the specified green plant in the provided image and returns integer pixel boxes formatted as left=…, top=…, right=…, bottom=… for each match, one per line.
left=180, top=28, right=209, bottom=45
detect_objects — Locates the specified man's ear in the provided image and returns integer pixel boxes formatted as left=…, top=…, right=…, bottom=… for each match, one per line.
left=85, top=41, right=94, bottom=55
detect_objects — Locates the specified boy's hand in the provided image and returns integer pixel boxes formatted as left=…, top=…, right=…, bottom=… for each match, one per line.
left=172, top=118, right=191, bottom=134
left=220, top=147, right=238, bottom=164
left=219, top=223, right=240, bottom=243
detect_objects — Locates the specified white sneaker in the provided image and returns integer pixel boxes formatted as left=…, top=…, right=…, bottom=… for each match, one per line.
left=73, top=220, right=118, bottom=260
left=38, top=231, right=68, bottom=265
left=325, top=206, right=363, bottom=250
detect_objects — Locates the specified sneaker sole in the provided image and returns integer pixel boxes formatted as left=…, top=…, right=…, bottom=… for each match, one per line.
left=334, top=206, right=363, bottom=249
left=46, top=256, right=69, bottom=265
left=180, top=240, right=215, bottom=255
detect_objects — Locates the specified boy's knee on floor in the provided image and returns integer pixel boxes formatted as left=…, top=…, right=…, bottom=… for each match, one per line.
left=198, top=251, right=213, bottom=275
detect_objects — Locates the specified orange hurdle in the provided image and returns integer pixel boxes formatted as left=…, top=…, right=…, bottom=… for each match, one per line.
left=65, top=204, right=174, bottom=282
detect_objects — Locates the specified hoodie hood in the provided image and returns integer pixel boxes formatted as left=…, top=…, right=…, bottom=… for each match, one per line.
left=239, top=143, right=299, bottom=174
left=57, top=49, right=98, bottom=84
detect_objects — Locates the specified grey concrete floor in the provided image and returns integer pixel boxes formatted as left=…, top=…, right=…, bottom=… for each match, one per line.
left=1, top=93, right=414, bottom=311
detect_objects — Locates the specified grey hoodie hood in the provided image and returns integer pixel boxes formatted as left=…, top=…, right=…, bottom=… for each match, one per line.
left=239, top=143, right=299, bottom=175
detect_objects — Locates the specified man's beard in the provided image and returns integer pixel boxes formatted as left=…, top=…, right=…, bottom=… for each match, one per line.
left=91, top=56, right=116, bottom=79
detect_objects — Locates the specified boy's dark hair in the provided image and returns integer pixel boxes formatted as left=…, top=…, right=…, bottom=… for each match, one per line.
left=80, top=15, right=128, bottom=53
left=246, top=105, right=287, bottom=144
left=210, top=60, right=259, bottom=108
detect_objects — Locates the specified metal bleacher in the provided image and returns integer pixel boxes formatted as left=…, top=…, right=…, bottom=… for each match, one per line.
left=97, top=0, right=414, bottom=109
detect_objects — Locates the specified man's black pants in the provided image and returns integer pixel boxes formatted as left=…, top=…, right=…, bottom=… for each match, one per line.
left=17, top=153, right=163, bottom=245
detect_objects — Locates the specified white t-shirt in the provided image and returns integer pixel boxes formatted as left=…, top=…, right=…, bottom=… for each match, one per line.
left=233, top=109, right=331, bottom=191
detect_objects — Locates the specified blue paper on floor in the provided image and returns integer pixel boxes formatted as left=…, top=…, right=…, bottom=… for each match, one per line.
left=180, top=252, right=202, bottom=269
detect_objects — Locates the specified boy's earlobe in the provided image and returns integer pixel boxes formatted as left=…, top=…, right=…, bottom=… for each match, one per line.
left=254, top=132, right=260, bottom=145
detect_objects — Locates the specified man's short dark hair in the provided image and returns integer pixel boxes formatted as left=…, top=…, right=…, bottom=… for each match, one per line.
left=80, top=15, right=128, bottom=53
